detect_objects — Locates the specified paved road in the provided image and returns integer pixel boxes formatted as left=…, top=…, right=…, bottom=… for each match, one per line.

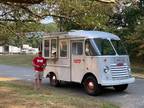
left=100, top=79, right=144, bottom=108
left=0, top=64, right=144, bottom=108
left=0, top=65, right=34, bottom=81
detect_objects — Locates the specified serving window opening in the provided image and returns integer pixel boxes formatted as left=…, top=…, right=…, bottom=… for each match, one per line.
left=60, top=40, right=68, bottom=57
left=44, top=38, right=58, bottom=58
left=44, top=40, right=49, bottom=57
left=51, top=39, right=57, bottom=58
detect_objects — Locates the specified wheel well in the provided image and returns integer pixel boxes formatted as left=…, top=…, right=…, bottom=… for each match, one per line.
left=81, top=73, right=97, bottom=84
left=46, top=72, right=55, bottom=78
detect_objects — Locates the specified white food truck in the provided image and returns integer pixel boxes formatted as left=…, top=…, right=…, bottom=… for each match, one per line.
left=42, top=30, right=135, bottom=95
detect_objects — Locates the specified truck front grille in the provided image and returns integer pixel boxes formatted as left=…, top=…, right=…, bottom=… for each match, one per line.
left=110, top=64, right=129, bottom=80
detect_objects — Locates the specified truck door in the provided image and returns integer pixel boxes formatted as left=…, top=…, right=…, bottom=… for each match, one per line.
left=71, top=40, right=85, bottom=82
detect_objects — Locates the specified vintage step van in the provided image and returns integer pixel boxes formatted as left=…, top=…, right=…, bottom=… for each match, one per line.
left=42, top=30, right=135, bottom=95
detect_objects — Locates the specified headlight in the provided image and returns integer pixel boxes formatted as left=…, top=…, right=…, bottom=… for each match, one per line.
left=104, top=66, right=109, bottom=73
left=128, top=67, right=131, bottom=77
left=128, top=67, right=131, bottom=72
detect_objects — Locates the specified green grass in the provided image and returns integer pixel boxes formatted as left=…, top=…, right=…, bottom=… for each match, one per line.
left=0, top=81, right=119, bottom=108
left=131, top=62, right=144, bottom=74
left=0, top=54, right=34, bottom=67
left=132, top=66, right=144, bottom=74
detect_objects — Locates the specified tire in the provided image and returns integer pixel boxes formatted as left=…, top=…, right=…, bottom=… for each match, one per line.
left=49, top=74, right=60, bottom=87
left=113, top=84, right=128, bottom=92
left=83, top=76, right=101, bottom=96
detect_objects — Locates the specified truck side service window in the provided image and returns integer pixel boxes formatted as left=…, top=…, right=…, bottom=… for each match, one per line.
left=60, top=40, right=68, bottom=57
left=72, top=42, right=83, bottom=55
left=44, top=40, right=49, bottom=57
left=51, top=39, right=57, bottom=58
left=85, top=39, right=96, bottom=56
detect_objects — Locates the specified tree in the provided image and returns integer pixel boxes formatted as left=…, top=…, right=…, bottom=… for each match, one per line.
left=49, top=0, right=114, bottom=31
left=0, top=0, right=116, bottom=31
left=109, top=0, right=144, bottom=62
left=0, top=0, right=116, bottom=49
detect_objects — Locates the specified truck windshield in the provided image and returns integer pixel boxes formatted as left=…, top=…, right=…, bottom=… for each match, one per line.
left=111, top=40, right=127, bottom=55
left=94, top=38, right=116, bottom=55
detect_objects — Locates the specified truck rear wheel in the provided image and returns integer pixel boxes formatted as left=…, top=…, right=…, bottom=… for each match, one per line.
left=83, top=76, right=101, bottom=96
left=49, top=74, right=60, bottom=87
left=113, top=84, right=128, bottom=92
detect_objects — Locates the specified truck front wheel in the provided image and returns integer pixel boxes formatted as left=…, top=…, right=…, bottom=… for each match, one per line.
left=83, top=76, right=101, bottom=96
left=49, top=74, right=60, bottom=87
left=113, top=84, right=128, bottom=92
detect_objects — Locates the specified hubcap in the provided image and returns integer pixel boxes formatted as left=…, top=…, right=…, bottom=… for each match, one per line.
left=51, top=75, right=57, bottom=86
left=88, top=81, right=94, bottom=90
left=52, top=76, right=56, bottom=80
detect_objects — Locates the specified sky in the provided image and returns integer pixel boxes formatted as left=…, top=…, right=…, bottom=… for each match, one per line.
left=40, top=16, right=54, bottom=24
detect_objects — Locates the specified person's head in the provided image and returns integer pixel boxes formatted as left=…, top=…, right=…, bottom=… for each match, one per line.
left=38, top=51, right=42, bottom=57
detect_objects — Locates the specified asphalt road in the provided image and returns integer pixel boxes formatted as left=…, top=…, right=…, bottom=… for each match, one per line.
left=0, top=65, right=34, bottom=81
left=0, top=64, right=144, bottom=108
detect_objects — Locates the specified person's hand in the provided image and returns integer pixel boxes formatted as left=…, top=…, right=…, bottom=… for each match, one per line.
left=41, top=64, right=46, bottom=68
left=35, top=65, right=40, bottom=68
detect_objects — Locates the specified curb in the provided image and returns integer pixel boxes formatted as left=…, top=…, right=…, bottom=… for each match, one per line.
left=0, top=77, right=16, bottom=81
left=132, top=74, right=144, bottom=79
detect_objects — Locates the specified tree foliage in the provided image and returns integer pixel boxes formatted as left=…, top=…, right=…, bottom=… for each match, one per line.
left=48, top=0, right=114, bottom=31
left=0, top=0, right=114, bottom=46
left=109, top=0, right=144, bottom=62
left=0, top=22, right=58, bottom=47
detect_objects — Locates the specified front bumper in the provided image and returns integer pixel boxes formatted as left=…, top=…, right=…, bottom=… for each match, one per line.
left=100, top=77, right=135, bottom=86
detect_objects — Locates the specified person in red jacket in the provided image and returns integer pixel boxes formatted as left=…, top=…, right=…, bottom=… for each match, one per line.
left=32, top=51, right=47, bottom=90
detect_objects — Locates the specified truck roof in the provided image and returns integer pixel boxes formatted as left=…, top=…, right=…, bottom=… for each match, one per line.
left=44, top=30, right=120, bottom=40
left=68, top=30, right=120, bottom=40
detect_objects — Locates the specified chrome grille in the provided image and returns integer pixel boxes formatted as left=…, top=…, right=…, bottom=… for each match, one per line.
left=110, top=64, right=129, bottom=80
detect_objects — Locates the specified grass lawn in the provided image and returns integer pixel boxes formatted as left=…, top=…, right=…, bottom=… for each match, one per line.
left=0, top=54, right=34, bottom=67
left=131, top=63, right=144, bottom=74
left=0, top=81, right=118, bottom=108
